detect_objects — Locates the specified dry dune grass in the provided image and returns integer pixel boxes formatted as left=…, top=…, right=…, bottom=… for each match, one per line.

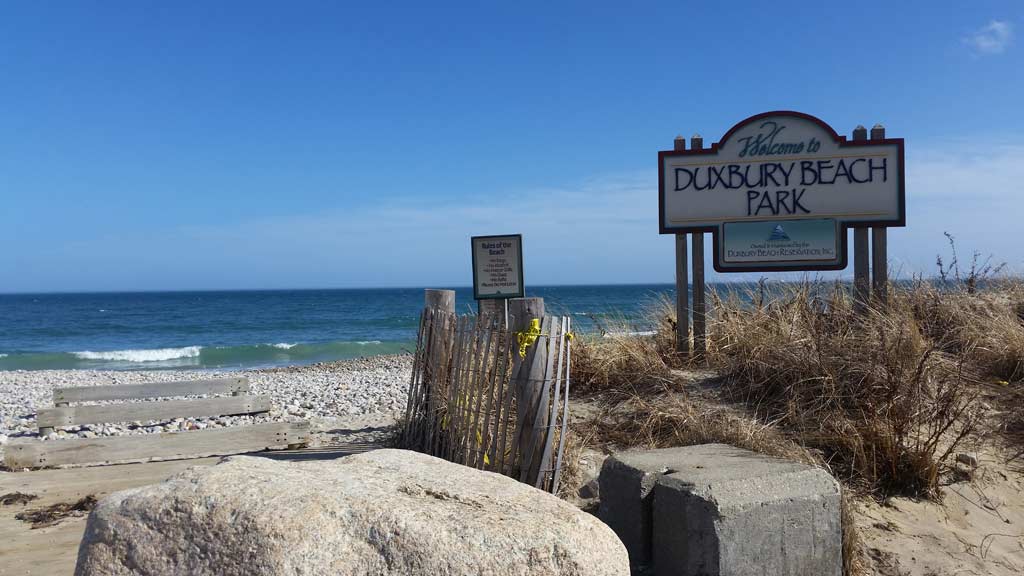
left=570, top=276, right=1024, bottom=575
left=573, top=279, right=1024, bottom=497
left=708, top=282, right=985, bottom=498
left=571, top=306, right=680, bottom=396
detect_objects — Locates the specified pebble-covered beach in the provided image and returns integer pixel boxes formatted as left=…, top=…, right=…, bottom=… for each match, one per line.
left=0, top=355, right=413, bottom=453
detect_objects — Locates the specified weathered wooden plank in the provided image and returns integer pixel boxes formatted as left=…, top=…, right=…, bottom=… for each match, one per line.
left=4, top=421, right=310, bottom=469
left=854, top=227, right=870, bottom=310
left=492, top=326, right=518, bottom=473
left=400, top=309, right=429, bottom=446
left=521, top=317, right=558, bottom=484
left=424, top=311, right=453, bottom=456
left=506, top=299, right=547, bottom=476
left=552, top=317, right=573, bottom=494
left=441, top=316, right=469, bottom=459
left=869, top=123, right=889, bottom=307
left=449, top=315, right=476, bottom=461
left=475, top=321, right=505, bottom=470
left=36, top=395, right=272, bottom=429
left=675, top=234, right=690, bottom=356
left=692, top=232, right=707, bottom=360
left=535, top=317, right=567, bottom=489
left=872, top=227, right=888, bottom=306
left=53, top=377, right=249, bottom=404
left=464, top=317, right=494, bottom=465
left=674, top=135, right=690, bottom=357
left=446, top=316, right=472, bottom=462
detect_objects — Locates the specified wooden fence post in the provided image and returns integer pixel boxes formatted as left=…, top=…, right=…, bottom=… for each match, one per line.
left=425, top=289, right=456, bottom=314
left=673, top=135, right=690, bottom=357
left=851, top=126, right=870, bottom=312
left=870, top=123, right=889, bottom=307
left=478, top=298, right=507, bottom=327
left=412, top=289, right=455, bottom=451
left=690, top=134, right=707, bottom=361
left=507, top=297, right=547, bottom=482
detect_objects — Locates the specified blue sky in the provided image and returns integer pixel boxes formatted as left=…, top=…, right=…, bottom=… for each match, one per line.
left=1, top=1, right=1022, bottom=292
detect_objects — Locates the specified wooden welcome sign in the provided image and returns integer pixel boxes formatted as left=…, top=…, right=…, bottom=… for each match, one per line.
left=659, top=111, right=906, bottom=356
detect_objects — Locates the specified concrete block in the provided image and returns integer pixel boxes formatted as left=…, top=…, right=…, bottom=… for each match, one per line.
left=598, top=450, right=676, bottom=569
left=651, top=444, right=841, bottom=576
left=598, top=444, right=841, bottom=576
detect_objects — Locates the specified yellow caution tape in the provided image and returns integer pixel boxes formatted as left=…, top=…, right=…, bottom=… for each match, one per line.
left=516, top=318, right=543, bottom=358
left=515, top=319, right=574, bottom=358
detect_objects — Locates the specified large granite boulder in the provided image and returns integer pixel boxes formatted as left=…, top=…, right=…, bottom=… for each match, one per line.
left=76, top=449, right=627, bottom=576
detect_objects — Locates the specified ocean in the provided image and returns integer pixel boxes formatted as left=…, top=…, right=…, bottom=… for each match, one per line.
left=0, top=285, right=679, bottom=371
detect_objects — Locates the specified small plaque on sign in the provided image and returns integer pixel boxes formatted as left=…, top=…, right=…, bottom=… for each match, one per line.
left=471, top=234, right=524, bottom=300
left=718, top=219, right=842, bottom=272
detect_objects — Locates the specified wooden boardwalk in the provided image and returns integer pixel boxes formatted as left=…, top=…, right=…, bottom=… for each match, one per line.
left=5, top=377, right=311, bottom=470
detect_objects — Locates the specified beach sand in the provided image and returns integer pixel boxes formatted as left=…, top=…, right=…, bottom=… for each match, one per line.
left=0, top=410, right=396, bottom=576
left=0, top=354, right=411, bottom=575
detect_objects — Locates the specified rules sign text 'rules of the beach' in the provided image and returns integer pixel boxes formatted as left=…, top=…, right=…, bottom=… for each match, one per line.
left=659, top=111, right=905, bottom=271
left=471, top=234, right=524, bottom=300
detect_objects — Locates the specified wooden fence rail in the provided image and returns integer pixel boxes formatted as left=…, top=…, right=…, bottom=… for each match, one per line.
left=400, top=307, right=572, bottom=493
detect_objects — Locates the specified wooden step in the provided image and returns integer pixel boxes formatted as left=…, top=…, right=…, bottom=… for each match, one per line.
left=36, top=395, right=272, bottom=429
left=3, top=421, right=309, bottom=470
left=53, top=377, right=249, bottom=404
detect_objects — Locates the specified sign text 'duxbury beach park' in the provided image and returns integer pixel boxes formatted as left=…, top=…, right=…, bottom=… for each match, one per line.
left=658, top=111, right=904, bottom=272
left=659, top=112, right=904, bottom=232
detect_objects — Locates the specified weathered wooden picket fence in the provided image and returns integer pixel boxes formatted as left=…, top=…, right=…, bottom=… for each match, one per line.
left=400, top=294, right=572, bottom=494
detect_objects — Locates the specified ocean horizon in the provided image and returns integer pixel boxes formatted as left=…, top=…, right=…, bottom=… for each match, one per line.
left=0, top=284, right=692, bottom=371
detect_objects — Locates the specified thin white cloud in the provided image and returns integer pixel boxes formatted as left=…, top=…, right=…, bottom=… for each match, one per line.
left=907, top=143, right=1024, bottom=200
left=7, top=141, right=1024, bottom=292
left=963, top=20, right=1013, bottom=55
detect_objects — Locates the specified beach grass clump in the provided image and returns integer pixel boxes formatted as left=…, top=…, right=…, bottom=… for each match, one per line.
left=905, top=280, right=1024, bottom=382
left=578, top=389, right=815, bottom=465
left=708, top=282, right=983, bottom=498
left=571, top=298, right=680, bottom=396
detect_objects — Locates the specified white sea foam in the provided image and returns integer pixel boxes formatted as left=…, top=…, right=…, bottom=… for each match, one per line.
left=0, top=354, right=7, bottom=358
left=357, top=340, right=383, bottom=345
left=271, top=343, right=297, bottom=349
left=73, top=346, right=202, bottom=363
left=603, top=330, right=657, bottom=338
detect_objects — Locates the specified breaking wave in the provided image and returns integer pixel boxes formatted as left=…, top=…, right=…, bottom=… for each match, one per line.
left=74, top=346, right=202, bottom=363
left=0, top=341, right=411, bottom=371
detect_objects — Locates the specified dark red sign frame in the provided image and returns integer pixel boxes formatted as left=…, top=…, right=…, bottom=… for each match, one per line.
left=657, top=110, right=905, bottom=273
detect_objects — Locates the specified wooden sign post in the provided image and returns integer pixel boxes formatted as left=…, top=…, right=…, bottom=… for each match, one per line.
left=870, top=124, right=889, bottom=307
left=673, top=136, right=690, bottom=357
left=690, top=134, right=707, bottom=359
